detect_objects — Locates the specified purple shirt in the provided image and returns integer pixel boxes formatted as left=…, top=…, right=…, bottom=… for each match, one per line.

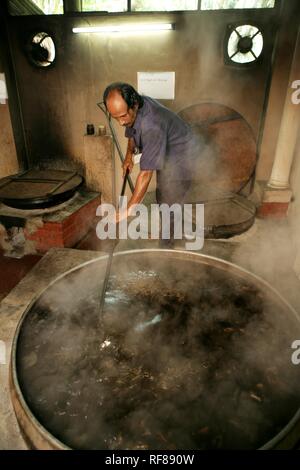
left=125, top=97, right=199, bottom=181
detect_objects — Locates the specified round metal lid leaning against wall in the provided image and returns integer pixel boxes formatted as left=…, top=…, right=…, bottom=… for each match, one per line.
left=178, top=103, right=258, bottom=239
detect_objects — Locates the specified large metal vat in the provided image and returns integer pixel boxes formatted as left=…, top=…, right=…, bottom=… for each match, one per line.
left=10, top=250, right=300, bottom=449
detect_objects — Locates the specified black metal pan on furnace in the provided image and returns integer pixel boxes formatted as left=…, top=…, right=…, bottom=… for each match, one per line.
left=0, top=169, right=84, bottom=210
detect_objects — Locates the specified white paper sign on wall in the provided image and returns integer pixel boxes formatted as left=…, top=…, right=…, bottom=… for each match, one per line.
left=0, top=73, right=8, bottom=104
left=137, top=72, right=175, bottom=100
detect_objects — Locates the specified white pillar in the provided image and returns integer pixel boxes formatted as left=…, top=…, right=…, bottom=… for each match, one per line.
left=268, top=27, right=300, bottom=189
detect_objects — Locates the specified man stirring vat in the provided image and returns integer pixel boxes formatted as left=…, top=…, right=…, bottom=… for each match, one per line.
left=103, top=82, right=201, bottom=247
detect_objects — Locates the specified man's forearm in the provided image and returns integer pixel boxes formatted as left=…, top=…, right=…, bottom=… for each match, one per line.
left=127, top=170, right=153, bottom=214
left=123, top=138, right=135, bottom=175
left=126, top=138, right=135, bottom=159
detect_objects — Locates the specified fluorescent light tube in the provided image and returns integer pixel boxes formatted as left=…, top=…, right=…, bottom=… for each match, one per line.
left=72, top=24, right=174, bottom=33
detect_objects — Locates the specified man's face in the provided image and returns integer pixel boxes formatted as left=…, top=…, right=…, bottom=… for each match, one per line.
left=106, top=90, right=138, bottom=127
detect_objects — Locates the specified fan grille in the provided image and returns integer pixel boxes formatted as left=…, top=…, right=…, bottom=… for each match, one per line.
left=27, top=32, right=56, bottom=68
left=227, top=25, right=263, bottom=64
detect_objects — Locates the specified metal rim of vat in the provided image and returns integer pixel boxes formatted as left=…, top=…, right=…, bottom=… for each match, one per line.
left=9, top=249, right=300, bottom=450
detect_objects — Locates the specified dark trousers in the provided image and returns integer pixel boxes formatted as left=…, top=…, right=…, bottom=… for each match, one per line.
left=156, top=178, right=192, bottom=247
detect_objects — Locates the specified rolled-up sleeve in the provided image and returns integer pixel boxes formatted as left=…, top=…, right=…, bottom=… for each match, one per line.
left=140, top=124, right=167, bottom=171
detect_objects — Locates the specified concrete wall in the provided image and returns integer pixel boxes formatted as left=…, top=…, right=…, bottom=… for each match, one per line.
left=0, top=53, right=19, bottom=178
left=0, top=102, right=19, bottom=178
left=5, top=8, right=279, bottom=195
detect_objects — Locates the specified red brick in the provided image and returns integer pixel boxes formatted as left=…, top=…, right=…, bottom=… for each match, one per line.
left=257, top=202, right=289, bottom=218
left=23, top=195, right=100, bottom=252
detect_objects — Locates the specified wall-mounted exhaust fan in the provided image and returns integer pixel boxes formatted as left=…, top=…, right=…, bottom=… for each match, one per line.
left=26, top=32, right=56, bottom=68
left=226, top=24, right=263, bottom=65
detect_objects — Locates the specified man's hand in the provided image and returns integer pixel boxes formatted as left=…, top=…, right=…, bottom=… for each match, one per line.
left=115, top=170, right=153, bottom=224
left=122, top=156, right=134, bottom=176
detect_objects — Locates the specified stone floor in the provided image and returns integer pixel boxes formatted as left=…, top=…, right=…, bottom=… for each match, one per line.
left=1, top=217, right=300, bottom=449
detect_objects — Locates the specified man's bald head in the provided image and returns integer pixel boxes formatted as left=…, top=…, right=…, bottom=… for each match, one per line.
left=106, top=89, right=128, bottom=117
left=103, top=83, right=143, bottom=127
